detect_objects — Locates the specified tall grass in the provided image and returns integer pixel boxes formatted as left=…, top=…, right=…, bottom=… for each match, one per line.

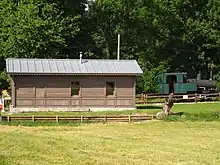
left=1, top=121, right=220, bottom=165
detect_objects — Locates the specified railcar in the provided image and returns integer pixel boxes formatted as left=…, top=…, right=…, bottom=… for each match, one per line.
left=156, top=72, right=217, bottom=95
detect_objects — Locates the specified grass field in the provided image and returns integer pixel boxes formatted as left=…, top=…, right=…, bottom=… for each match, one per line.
left=1, top=103, right=220, bottom=165
left=1, top=103, right=220, bottom=124
left=1, top=121, right=220, bottom=165
left=2, top=102, right=220, bottom=116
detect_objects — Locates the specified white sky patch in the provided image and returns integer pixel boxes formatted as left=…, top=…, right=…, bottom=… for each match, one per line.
left=85, top=0, right=95, bottom=11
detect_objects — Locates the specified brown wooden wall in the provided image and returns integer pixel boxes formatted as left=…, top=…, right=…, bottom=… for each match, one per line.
left=10, top=75, right=136, bottom=108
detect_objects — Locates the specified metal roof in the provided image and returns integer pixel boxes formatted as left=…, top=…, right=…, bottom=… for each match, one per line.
left=158, top=72, right=187, bottom=76
left=6, top=58, right=143, bottom=76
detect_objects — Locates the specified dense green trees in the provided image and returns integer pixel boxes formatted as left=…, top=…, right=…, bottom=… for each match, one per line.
left=0, top=0, right=220, bottom=92
left=0, top=0, right=85, bottom=59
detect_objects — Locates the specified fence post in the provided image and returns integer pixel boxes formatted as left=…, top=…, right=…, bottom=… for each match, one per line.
left=219, top=92, right=220, bottom=102
left=7, top=116, right=10, bottom=122
left=143, top=94, right=146, bottom=104
left=146, top=94, right=148, bottom=105
left=81, top=115, right=84, bottom=123
left=195, top=93, right=197, bottom=103
left=32, top=115, right=35, bottom=122
left=104, top=115, right=107, bottom=123
left=141, top=93, right=144, bottom=104
left=128, top=115, right=131, bottom=122
left=56, top=115, right=59, bottom=123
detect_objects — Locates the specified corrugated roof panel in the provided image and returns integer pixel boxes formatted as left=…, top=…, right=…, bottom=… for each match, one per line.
left=98, top=61, right=110, bottom=73
left=121, top=61, right=132, bottom=73
left=41, top=60, right=50, bottom=73
left=117, top=62, right=124, bottom=73
left=34, top=60, right=44, bottom=73
left=115, top=61, right=123, bottom=73
left=112, top=61, right=120, bottom=73
left=133, top=61, right=141, bottom=73
left=119, top=61, right=133, bottom=73
left=90, top=60, right=102, bottom=73
left=20, top=60, right=28, bottom=72
left=7, top=59, right=14, bottom=73
left=49, top=60, right=58, bottom=73
left=84, top=61, right=95, bottom=73
left=6, top=58, right=143, bottom=75
left=86, top=61, right=94, bottom=73
left=27, top=60, right=36, bottom=72
left=13, top=59, right=21, bottom=73
left=67, top=61, right=75, bottom=73
left=64, top=60, right=73, bottom=73
left=107, top=62, right=116, bottom=73
left=62, top=61, right=68, bottom=73
left=56, top=60, right=66, bottom=73
left=72, top=61, right=82, bottom=73
left=78, top=62, right=88, bottom=73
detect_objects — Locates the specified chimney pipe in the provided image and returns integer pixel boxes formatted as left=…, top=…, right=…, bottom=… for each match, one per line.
left=196, top=71, right=201, bottom=81
left=80, top=52, right=82, bottom=64
left=117, top=34, right=120, bottom=60
left=210, top=70, right=213, bottom=81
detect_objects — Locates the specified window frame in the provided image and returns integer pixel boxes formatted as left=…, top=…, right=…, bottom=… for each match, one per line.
left=105, top=81, right=115, bottom=96
left=70, top=81, right=80, bottom=96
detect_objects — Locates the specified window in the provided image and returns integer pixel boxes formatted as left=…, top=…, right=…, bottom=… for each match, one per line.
left=106, top=82, right=115, bottom=96
left=183, top=75, right=187, bottom=83
left=71, top=82, right=80, bottom=96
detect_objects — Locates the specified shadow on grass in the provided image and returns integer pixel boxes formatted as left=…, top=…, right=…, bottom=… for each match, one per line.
left=137, top=105, right=162, bottom=109
left=163, top=112, right=220, bottom=122
left=0, top=155, right=11, bottom=165
left=0, top=120, right=94, bottom=127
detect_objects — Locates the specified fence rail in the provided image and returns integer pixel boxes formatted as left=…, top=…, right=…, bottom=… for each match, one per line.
left=136, top=92, right=220, bottom=104
left=1, top=115, right=156, bottom=123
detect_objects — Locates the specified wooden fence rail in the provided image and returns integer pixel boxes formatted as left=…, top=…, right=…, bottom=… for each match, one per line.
left=1, top=115, right=156, bottom=123
left=136, top=92, right=220, bottom=104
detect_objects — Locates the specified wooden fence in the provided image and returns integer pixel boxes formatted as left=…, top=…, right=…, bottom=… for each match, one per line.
left=1, top=115, right=156, bottom=123
left=136, top=92, right=220, bottom=104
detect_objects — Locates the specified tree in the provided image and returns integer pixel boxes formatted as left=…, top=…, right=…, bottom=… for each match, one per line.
left=0, top=0, right=84, bottom=59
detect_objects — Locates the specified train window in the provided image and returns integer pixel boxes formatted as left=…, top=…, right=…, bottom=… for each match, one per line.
left=166, top=75, right=177, bottom=93
left=166, top=75, right=177, bottom=84
left=183, top=75, right=187, bottom=83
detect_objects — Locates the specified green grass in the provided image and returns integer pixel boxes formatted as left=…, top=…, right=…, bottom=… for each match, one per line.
left=1, top=121, right=220, bottom=165
left=1, top=103, right=220, bottom=125
left=1, top=103, right=220, bottom=164
left=136, top=97, right=164, bottom=104
left=1, top=106, right=157, bottom=117
left=167, top=103, right=220, bottom=122
left=2, top=102, right=219, bottom=116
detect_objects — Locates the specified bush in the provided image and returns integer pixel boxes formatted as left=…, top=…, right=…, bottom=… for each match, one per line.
left=137, top=62, right=167, bottom=93
left=0, top=69, right=10, bottom=91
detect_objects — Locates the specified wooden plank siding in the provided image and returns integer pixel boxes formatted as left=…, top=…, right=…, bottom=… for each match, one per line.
left=11, top=75, right=136, bottom=108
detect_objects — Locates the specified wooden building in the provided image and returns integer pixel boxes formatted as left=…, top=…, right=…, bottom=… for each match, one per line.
left=6, top=58, right=143, bottom=112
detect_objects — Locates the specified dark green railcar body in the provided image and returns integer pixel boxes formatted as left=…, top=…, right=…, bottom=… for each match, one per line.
left=157, top=72, right=198, bottom=94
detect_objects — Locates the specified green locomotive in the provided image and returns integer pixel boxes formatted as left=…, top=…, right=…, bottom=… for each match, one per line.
left=156, top=72, right=217, bottom=94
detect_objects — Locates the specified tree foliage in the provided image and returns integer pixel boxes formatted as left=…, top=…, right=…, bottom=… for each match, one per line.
left=0, top=0, right=220, bottom=93
left=0, top=0, right=83, bottom=59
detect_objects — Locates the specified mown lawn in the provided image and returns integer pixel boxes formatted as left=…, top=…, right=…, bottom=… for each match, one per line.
left=1, top=103, right=220, bottom=122
left=1, top=121, right=220, bottom=165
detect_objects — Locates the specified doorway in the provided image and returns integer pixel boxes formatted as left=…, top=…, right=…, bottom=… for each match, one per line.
left=166, top=75, right=177, bottom=93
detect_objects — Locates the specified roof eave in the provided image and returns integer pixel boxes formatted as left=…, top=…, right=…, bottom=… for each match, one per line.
left=7, top=72, right=143, bottom=76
